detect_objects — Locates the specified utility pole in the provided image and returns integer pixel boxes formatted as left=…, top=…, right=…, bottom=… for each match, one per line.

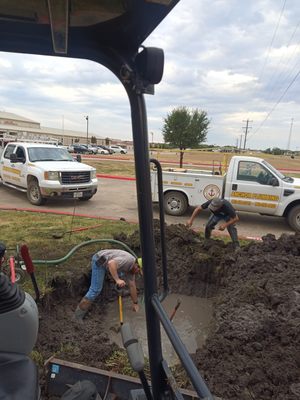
left=242, top=119, right=252, bottom=150
left=239, top=134, right=243, bottom=153
left=85, top=115, right=89, bottom=145
left=62, top=115, right=64, bottom=145
left=287, top=118, right=294, bottom=151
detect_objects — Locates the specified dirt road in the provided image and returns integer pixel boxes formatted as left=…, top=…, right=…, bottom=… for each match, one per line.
left=0, top=177, right=294, bottom=239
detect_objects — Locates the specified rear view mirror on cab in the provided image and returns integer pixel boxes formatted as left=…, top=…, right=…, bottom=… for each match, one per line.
left=10, top=153, right=25, bottom=163
left=270, top=177, right=279, bottom=186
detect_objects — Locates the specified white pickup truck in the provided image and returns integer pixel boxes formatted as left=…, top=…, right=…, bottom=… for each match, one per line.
left=151, top=155, right=300, bottom=231
left=0, top=142, right=98, bottom=205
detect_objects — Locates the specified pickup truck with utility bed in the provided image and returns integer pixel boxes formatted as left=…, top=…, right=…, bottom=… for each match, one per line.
left=0, top=142, right=98, bottom=205
left=152, top=155, right=300, bottom=231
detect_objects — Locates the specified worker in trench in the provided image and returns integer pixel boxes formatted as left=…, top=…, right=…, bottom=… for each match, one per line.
left=74, top=249, right=142, bottom=322
left=186, top=197, right=240, bottom=249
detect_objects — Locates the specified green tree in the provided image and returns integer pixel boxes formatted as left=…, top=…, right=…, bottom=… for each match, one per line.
left=263, top=148, right=272, bottom=154
left=91, top=136, right=97, bottom=144
left=162, top=107, right=209, bottom=167
left=272, top=147, right=284, bottom=155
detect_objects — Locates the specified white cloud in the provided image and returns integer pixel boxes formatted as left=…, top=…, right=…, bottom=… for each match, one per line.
left=0, top=57, right=11, bottom=68
left=204, top=70, right=256, bottom=93
left=0, top=0, right=300, bottom=149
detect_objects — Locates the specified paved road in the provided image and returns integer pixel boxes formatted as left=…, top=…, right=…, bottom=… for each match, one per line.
left=0, top=177, right=294, bottom=239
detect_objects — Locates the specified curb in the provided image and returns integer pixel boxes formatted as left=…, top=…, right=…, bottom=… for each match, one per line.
left=96, top=174, right=135, bottom=181
left=0, top=206, right=138, bottom=224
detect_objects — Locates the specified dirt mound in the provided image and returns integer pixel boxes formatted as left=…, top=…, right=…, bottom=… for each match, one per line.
left=36, top=223, right=300, bottom=400
left=192, top=233, right=300, bottom=400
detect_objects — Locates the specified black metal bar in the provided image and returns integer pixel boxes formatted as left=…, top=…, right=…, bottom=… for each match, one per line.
left=161, top=359, right=184, bottom=400
left=126, top=88, right=167, bottom=400
left=151, top=294, right=214, bottom=400
left=138, top=371, right=153, bottom=400
left=150, top=158, right=168, bottom=301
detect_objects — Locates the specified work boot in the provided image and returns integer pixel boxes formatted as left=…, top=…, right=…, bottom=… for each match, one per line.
left=204, top=226, right=212, bottom=239
left=74, top=297, right=93, bottom=322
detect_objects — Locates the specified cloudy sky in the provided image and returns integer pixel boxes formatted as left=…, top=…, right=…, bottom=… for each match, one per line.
left=0, top=0, right=299, bottom=150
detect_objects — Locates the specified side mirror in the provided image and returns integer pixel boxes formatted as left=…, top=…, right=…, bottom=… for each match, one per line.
left=135, top=47, right=164, bottom=84
left=10, top=153, right=17, bottom=162
left=270, top=177, right=279, bottom=187
left=76, top=155, right=82, bottom=163
left=10, top=153, right=25, bottom=163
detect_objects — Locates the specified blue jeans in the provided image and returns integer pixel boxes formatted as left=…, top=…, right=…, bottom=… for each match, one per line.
left=205, top=214, right=239, bottom=247
left=85, top=255, right=106, bottom=301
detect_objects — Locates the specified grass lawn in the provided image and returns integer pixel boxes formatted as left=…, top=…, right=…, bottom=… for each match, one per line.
left=0, top=210, right=137, bottom=298
left=84, top=150, right=300, bottom=177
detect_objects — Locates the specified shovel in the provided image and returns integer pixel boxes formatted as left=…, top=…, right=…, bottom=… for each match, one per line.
left=52, top=223, right=102, bottom=239
left=169, top=298, right=181, bottom=321
left=115, top=284, right=126, bottom=332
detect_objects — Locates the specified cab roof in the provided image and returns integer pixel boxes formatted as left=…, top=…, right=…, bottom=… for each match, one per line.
left=0, top=1, right=179, bottom=69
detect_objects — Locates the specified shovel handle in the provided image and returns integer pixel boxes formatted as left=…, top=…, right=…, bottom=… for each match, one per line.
left=114, top=284, right=125, bottom=296
left=118, top=295, right=123, bottom=325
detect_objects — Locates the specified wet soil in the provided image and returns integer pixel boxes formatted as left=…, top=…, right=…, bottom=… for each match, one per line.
left=36, top=222, right=300, bottom=400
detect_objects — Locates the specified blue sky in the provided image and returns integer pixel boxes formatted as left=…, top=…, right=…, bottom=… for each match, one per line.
left=0, top=0, right=299, bottom=150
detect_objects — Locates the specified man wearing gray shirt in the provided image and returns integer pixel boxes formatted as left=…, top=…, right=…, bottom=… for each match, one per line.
left=75, top=249, right=142, bottom=322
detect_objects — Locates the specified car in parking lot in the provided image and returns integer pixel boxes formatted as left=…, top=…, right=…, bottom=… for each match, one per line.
left=87, top=145, right=98, bottom=154
left=97, top=147, right=109, bottom=154
left=72, top=144, right=90, bottom=154
left=108, top=145, right=127, bottom=154
left=98, top=145, right=113, bottom=154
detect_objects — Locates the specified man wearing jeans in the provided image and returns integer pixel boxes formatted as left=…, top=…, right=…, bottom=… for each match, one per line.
left=74, top=249, right=142, bottom=322
left=186, top=197, right=240, bottom=248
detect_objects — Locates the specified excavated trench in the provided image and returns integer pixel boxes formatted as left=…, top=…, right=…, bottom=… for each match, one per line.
left=36, top=223, right=300, bottom=400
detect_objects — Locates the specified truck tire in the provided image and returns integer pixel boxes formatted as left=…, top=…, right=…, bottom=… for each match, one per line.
left=287, top=205, right=300, bottom=232
left=27, top=179, right=46, bottom=206
left=164, top=191, right=188, bottom=216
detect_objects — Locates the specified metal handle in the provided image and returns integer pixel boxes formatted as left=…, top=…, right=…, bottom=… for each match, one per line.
left=150, top=158, right=168, bottom=301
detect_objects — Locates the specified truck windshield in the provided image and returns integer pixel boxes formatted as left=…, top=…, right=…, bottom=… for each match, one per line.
left=262, top=160, right=294, bottom=183
left=28, top=147, right=74, bottom=162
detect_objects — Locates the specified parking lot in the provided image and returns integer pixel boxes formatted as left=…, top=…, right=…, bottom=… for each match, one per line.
left=0, top=176, right=294, bottom=240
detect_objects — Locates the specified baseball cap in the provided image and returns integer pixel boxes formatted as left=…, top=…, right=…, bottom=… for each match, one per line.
left=208, top=198, right=223, bottom=212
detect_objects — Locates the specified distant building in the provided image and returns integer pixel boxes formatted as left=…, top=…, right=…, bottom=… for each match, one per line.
left=0, top=111, right=134, bottom=149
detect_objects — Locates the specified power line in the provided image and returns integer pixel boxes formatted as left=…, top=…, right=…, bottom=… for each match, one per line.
left=257, top=0, right=287, bottom=83
left=248, top=66, right=300, bottom=140
left=263, top=19, right=300, bottom=103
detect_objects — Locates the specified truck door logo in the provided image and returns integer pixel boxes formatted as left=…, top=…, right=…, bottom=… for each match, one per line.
left=203, top=184, right=220, bottom=200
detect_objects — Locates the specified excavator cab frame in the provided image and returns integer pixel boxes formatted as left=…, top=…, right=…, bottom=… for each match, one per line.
left=0, top=2, right=213, bottom=399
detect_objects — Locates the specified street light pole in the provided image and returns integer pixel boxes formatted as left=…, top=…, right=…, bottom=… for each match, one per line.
left=85, top=115, right=89, bottom=145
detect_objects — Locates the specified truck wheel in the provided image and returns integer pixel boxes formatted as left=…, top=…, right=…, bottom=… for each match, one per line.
left=287, top=205, right=300, bottom=232
left=27, top=179, right=46, bottom=206
left=164, top=191, right=188, bottom=216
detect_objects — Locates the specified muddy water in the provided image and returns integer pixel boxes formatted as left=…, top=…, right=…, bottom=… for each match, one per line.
left=103, top=293, right=213, bottom=365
